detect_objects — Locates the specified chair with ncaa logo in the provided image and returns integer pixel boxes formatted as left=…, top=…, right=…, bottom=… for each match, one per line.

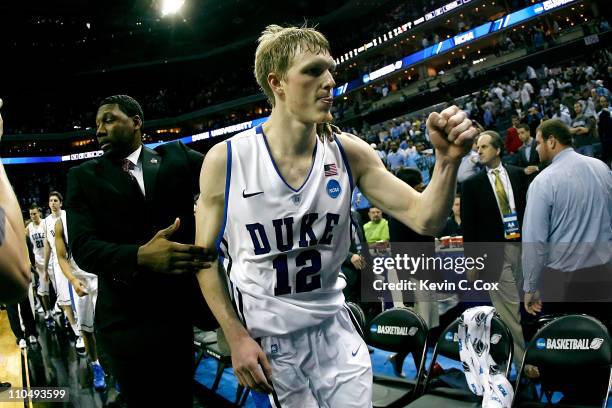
left=367, top=307, right=429, bottom=408
left=513, top=314, right=612, bottom=407
left=405, top=314, right=513, bottom=408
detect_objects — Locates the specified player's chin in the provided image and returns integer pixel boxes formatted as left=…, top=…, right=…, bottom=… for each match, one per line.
left=316, top=110, right=334, bottom=123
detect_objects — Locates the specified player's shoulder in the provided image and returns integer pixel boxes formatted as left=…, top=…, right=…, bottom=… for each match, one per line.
left=334, top=131, right=371, bottom=155
left=201, top=141, right=228, bottom=178
left=225, top=126, right=259, bottom=150
left=334, top=131, right=380, bottom=171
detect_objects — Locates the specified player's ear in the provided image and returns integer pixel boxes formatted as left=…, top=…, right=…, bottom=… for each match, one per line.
left=268, top=72, right=284, bottom=99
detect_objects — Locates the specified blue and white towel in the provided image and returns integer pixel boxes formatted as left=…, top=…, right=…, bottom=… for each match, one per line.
left=458, top=306, right=514, bottom=408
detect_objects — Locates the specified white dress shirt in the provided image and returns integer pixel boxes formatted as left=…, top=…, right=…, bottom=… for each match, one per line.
left=125, top=145, right=145, bottom=196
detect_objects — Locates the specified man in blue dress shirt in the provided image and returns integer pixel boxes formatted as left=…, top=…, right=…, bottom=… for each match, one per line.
left=522, top=119, right=612, bottom=323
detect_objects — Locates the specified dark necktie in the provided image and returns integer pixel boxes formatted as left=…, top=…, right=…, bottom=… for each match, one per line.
left=122, top=159, right=136, bottom=179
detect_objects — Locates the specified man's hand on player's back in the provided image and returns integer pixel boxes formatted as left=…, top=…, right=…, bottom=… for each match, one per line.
left=137, top=217, right=215, bottom=274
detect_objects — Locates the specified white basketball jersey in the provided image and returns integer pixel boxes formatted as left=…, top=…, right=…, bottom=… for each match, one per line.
left=27, top=221, right=46, bottom=265
left=219, top=125, right=354, bottom=338
left=44, top=211, right=64, bottom=265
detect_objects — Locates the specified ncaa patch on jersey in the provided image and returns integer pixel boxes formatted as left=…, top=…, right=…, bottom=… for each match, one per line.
left=327, top=179, right=341, bottom=199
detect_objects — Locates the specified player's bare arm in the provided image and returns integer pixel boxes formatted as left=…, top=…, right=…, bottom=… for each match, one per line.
left=42, top=226, right=51, bottom=283
left=0, top=99, right=30, bottom=303
left=195, top=142, right=273, bottom=394
left=54, top=219, right=87, bottom=297
left=340, top=105, right=477, bottom=236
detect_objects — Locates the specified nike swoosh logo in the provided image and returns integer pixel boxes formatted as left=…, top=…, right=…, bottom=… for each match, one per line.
left=351, top=345, right=361, bottom=356
left=242, top=190, right=263, bottom=198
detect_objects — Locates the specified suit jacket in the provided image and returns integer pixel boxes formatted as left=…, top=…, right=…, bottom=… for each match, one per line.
left=66, top=141, right=213, bottom=332
left=516, top=140, right=545, bottom=183
left=460, top=165, right=527, bottom=282
left=517, top=142, right=539, bottom=168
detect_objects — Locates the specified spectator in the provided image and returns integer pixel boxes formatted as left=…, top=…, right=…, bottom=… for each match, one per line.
left=526, top=65, right=538, bottom=80
left=516, top=123, right=542, bottom=183
left=570, top=101, right=597, bottom=157
left=597, top=95, right=611, bottom=165
left=505, top=116, right=523, bottom=155
left=371, top=142, right=387, bottom=166
left=363, top=207, right=390, bottom=248
left=550, top=99, right=572, bottom=126
left=440, top=194, right=463, bottom=236
left=399, top=138, right=416, bottom=159
left=405, top=142, right=435, bottom=185
left=386, top=141, right=405, bottom=172
left=527, top=104, right=543, bottom=136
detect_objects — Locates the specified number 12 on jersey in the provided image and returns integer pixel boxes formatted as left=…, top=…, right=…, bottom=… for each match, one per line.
left=273, top=249, right=322, bottom=295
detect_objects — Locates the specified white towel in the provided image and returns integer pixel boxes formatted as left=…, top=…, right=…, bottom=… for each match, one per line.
left=457, top=306, right=514, bottom=408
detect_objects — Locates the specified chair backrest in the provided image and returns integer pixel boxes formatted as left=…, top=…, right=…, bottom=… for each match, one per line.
left=367, top=307, right=429, bottom=386
left=423, top=314, right=513, bottom=392
left=515, top=314, right=612, bottom=404
left=367, top=307, right=429, bottom=354
left=346, top=302, right=367, bottom=338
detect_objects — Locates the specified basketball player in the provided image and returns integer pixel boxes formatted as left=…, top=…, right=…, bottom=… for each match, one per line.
left=195, top=25, right=477, bottom=407
left=26, top=204, right=52, bottom=320
left=54, top=214, right=107, bottom=390
left=43, top=191, right=83, bottom=351
left=0, top=97, right=31, bottom=304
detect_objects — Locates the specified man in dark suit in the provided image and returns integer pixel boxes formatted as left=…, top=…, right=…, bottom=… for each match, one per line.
left=516, top=123, right=543, bottom=183
left=461, top=130, right=528, bottom=369
left=66, top=95, right=216, bottom=407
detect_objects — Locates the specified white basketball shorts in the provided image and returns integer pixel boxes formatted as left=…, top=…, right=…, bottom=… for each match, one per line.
left=261, top=305, right=372, bottom=408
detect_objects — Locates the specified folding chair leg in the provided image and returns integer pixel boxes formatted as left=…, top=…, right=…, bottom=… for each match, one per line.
left=235, top=384, right=245, bottom=405
left=211, top=361, right=226, bottom=392
left=194, top=350, right=205, bottom=367
left=238, top=388, right=250, bottom=406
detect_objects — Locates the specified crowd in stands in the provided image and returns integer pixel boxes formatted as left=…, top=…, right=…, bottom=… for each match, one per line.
left=331, top=17, right=610, bottom=121
left=348, top=49, right=612, bottom=185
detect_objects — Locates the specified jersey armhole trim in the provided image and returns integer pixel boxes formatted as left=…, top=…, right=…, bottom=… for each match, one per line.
left=334, top=134, right=354, bottom=193
left=215, top=140, right=232, bottom=253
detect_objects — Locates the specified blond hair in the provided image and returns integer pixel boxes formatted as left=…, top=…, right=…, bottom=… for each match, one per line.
left=254, top=24, right=331, bottom=107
